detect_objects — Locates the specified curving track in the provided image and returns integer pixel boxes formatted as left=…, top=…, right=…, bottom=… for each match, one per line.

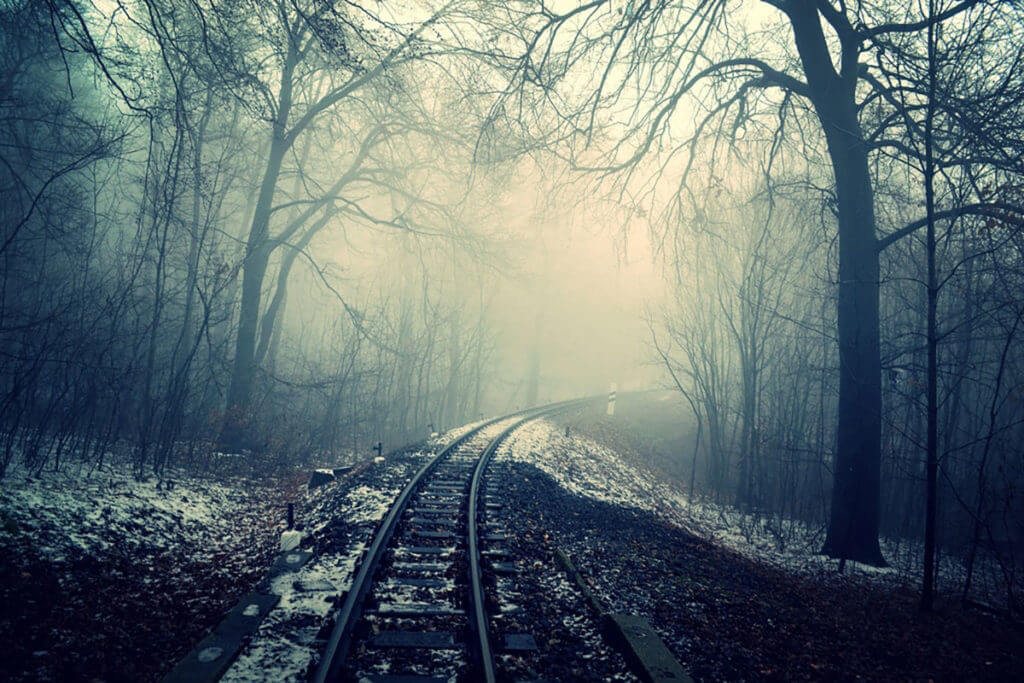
left=312, top=399, right=592, bottom=683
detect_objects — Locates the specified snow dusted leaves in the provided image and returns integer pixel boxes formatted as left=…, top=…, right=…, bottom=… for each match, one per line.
left=222, top=550, right=364, bottom=682
left=497, top=418, right=694, bottom=530
left=0, top=465, right=268, bottom=565
left=341, top=485, right=396, bottom=524
left=497, top=417, right=906, bottom=584
left=0, top=463, right=301, bottom=681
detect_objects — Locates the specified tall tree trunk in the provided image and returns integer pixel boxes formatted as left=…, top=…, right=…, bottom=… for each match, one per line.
left=921, top=0, right=940, bottom=610
left=786, top=3, right=885, bottom=565
left=221, top=44, right=297, bottom=447
left=442, top=311, right=460, bottom=427
left=819, top=114, right=885, bottom=566
left=223, top=237, right=273, bottom=443
left=254, top=219, right=323, bottom=366
left=471, top=305, right=485, bottom=419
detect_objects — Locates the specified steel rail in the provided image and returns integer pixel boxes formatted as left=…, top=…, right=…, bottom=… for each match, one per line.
left=310, top=415, right=502, bottom=683
left=311, top=398, right=590, bottom=683
left=466, top=397, right=594, bottom=682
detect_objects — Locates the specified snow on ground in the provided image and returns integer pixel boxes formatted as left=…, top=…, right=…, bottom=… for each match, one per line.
left=0, top=459, right=301, bottom=682
left=500, top=417, right=969, bottom=593
left=338, top=485, right=397, bottom=525
left=0, top=430, right=454, bottom=681
left=222, top=436, right=464, bottom=681
left=223, top=549, right=364, bottom=682
left=428, top=418, right=487, bottom=448
left=499, top=418, right=694, bottom=529
left=0, top=462, right=277, bottom=570
left=1, top=413, right=1003, bottom=680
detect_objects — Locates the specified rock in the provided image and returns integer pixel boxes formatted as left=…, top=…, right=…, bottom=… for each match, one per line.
left=279, top=530, right=302, bottom=552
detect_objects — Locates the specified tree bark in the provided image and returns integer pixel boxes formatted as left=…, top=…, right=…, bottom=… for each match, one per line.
left=785, top=2, right=886, bottom=565
left=922, top=0, right=939, bottom=610
left=819, top=112, right=886, bottom=566
left=221, top=43, right=297, bottom=447
left=254, top=219, right=323, bottom=366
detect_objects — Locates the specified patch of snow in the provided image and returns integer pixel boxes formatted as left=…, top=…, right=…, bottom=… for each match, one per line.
left=498, top=418, right=694, bottom=530
left=0, top=463, right=264, bottom=564
left=223, top=548, right=364, bottom=682
left=342, top=485, right=395, bottom=525
left=430, top=418, right=488, bottom=447
left=280, top=530, right=303, bottom=551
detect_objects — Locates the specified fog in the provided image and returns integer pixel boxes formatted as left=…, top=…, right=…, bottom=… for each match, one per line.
left=3, top=0, right=1024, bottom=606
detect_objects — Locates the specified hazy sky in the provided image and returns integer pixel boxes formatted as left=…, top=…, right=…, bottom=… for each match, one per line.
left=301, top=153, right=669, bottom=408
left=478, top=167, right=668, bottom=404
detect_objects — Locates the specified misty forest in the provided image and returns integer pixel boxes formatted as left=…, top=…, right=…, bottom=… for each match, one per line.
left=2, top=0, right=1024, bottom=681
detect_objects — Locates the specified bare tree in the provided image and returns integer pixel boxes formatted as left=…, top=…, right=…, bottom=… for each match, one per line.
left=491, top=0, right=1024, bottom=565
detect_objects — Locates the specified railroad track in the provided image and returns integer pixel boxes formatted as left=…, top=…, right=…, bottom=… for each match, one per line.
left=312, top=399, right=591, bottom=683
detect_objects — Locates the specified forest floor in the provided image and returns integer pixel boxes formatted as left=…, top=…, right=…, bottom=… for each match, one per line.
left=0, top=456, right=307, bottom=682
left=0, top=432, right=468, bottom=683
left=1, top=403, right=1021, bottom=681
left=503, top=401, right=1024, bottom=681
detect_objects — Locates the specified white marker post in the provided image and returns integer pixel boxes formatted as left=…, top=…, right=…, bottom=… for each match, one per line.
left=607, top=382, right=617, bottom=416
